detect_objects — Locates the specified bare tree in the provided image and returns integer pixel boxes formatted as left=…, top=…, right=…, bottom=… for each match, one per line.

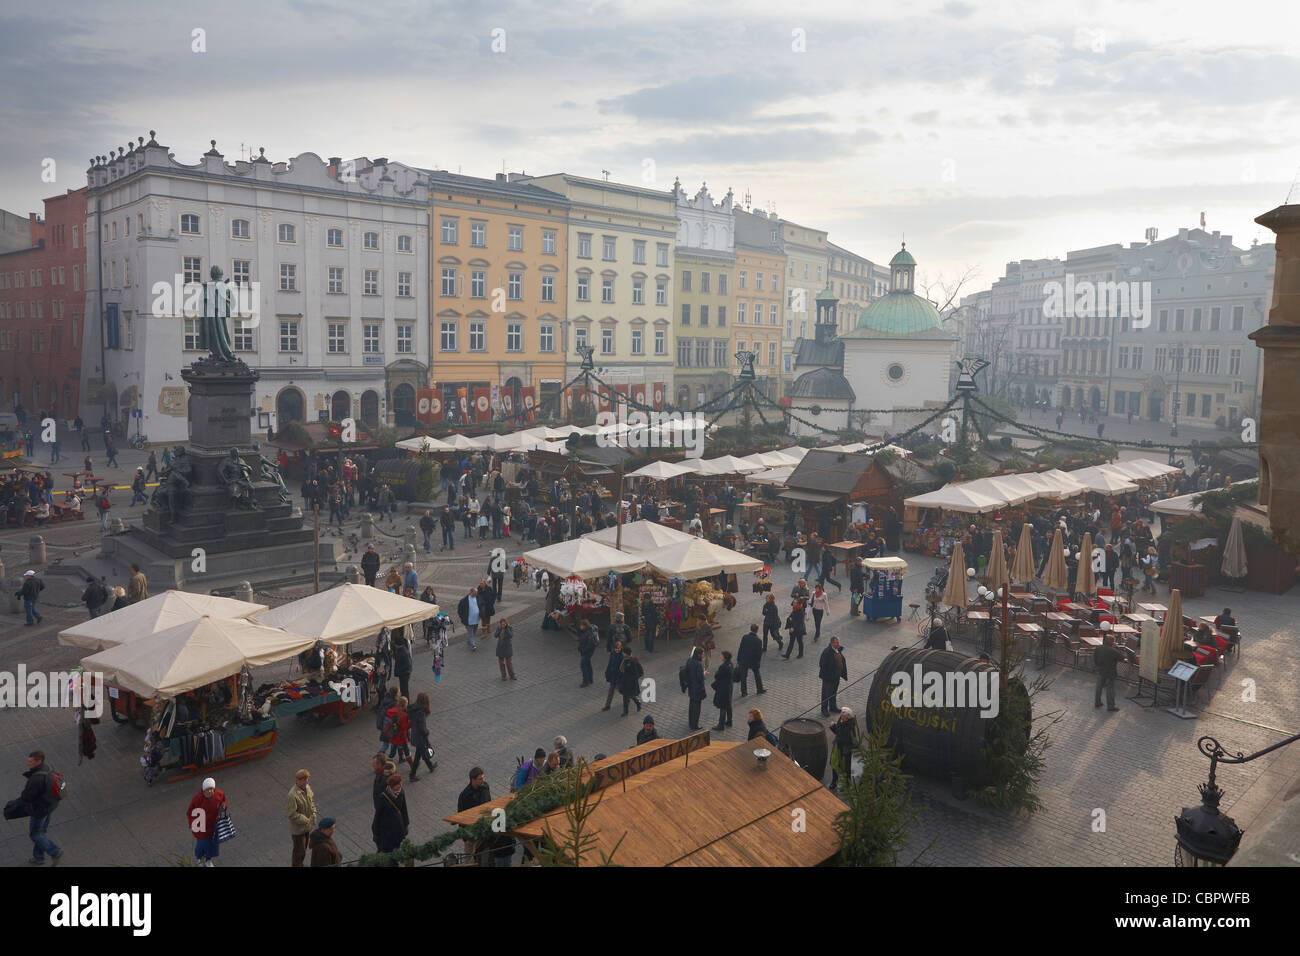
left=919, top=264, right=981, bottom=318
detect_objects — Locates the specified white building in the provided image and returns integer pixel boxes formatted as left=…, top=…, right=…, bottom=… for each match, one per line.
left=81, top=135, right=430, bottom=443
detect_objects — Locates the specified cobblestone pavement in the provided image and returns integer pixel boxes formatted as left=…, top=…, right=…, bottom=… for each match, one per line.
left=2, top=496, right=1296, bottom=867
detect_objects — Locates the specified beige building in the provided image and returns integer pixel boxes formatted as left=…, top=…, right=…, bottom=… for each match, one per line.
left=672, top=181, right=735, bottom=407
left=732, top=210, right=786, bottom=400
left=779, top=216, right=829, bottom=394
left=826, top=241, right=878, bottom=336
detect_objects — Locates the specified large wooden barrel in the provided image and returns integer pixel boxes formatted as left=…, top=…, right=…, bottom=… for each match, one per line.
left=865, top=648, right=1029, bottom=788
left=779, top=718, right=829, bottom=781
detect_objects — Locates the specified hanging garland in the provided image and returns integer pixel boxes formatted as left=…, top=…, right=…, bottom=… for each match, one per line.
left=969, top=396, right=1217, bottom=455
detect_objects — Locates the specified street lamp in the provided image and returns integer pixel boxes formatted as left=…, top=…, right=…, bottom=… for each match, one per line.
left=1176, top=731, right=1300, bottom=866
left=1170, top=344, right=1184, bottom=437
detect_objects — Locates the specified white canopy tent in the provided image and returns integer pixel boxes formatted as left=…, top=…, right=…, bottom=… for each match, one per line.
left=641, top=538, right=764, bottom=578
left=1039, top=469, right=1089, bottom=497
left=522, top=538, right=648, bottom=577
left=80, top=616, right=316, bottom=700
left=395, top=435, right=454, bottom=453
left=905, top=483, right=1006, bottom=514
left=58, top=591, right=268, bottom=652
left=738, top=451, right=801, bottom=469
left=584, top=519, right=697, bottom=553
left=960, top=476, right=1039, bottom=507
left=692, top=455, right=765, bottom=476
left=1106, top=458, right=1182, bottom=481
left=778, top=446, right=810, bottom=462
left=1068, top=465, right=1140, bottom=494
left=628, top=460, right=698, bottom=480
left=253, top=582, right=441, bottom=647
left=746, top=465, right=795, bottom=486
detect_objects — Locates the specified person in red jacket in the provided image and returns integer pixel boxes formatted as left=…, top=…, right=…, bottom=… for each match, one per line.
left=382, top=695, right=412, bottom=762
left=186, top=776, right=227, bottom=866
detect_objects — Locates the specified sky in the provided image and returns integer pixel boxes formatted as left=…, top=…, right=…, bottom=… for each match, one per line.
left=3, top=0, right=1299, bottom=295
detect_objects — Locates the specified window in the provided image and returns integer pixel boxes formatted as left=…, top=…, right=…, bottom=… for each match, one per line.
left=656, top=244, right=669, bottom=267
left=696, top=341, right=709, bottom=367
left=770, top=304, right=778, bottom=325
left=655, top=279, right=667, bottom=306
left=1232, top=306, right=1244, bottom=331
left=442, top=218, right=459, bottom=244
left=509, top=272, right=523, bottom=300
left=470, top=270, right=486, bottom=298
left=541, top=274, right=555, bottom=302
left=717, top=306, right=726, bottom=327
left=601, top=328, right=614, bottom=354
left=1206, top=348, right=1220, bottom=375
left=654, top=329, right=665, bottom=355
left=601, top=278, right=614, bottom=303
left=181, top=213, right=200, bottom=235
left=441, top=268, right=458, bottom=297
left=738, top=302, right=747, bottom=324
left=280, top=320, right=299, bottom=352
left=755, top=272, right=763, bottom=291
left=1114, top=392, right=1126, bottom=414
left=1201, top=394, right=1211, bottom=417
left=739, top=270, right=747, bottom=289
left=232, top=260, right=250, bottom=286
left=506, top=322, right=522, bottom=351
left=123, top=313, right=133, bottom=350
left=633, top=240, right=646, bottom=264
left=278, top=223, right=296, bottom=243
left=364, top=231, right=379, bottom=251
left=72, top=226, right=78, bottom=248
left=602, top=236, right=616, bottom=261
left=232, top=219, right=251, bottom=239
left=1192, top=308, right=1202, bottom=331
left=397, top=234, right=412, bottom=253
left=280, top=264, right=297, bottom=291
left=681, top=270, right=692, bottom=292
left=469, top=321, right=486, bottom=351
left=182, top=256, right=203, bottom=286
left=233, top=320, right=254, bottom=352
left=539, top=324, right=554, bottom=352
left=678, top=337, right=692, bottom=367
left=542, top=230, right=557, bottom=255
left=784, top=353, right=792, bottom=373
left=396, top=323, right=412, bottom=353
left=1187, top=348, right=1202, bottom=373
left=440, top=321, right=457, bottom=351
left=632, top=279, right=644, bottom=305
left=1154, top=347, right=1166, bottom=372
left=577, top=233, right=592, bottom=258
left=681, top=304, right=691, bottom=325
left=363, top=322, right=381, bottom=353
left=1175, top=309, right=1184, bottom=331
left=575, top=327, right=588, bottom=350
left=786, top=319, right=793, bottom=338
left=508, top=226, right=523, bottom=252
left=1228, top=348, right=1241, bottom=376
left=631, top=329, right=643, bottom=355
left=576, top=276, right=590, bottom=301
left=470, top=221, right=486, bottom=247
left=327, top=227, right=343, bottom=247
left=1158, top=309, right=1168, bottom=331
left=328, top=267, right=345, bottom=294
left=803, top=264, right=809, bottom=278
left=737, top=339, right=746, bottom=355
left=701, top=272, right=711, bottom=294
left=1210, top=307, right=1221, bottom=331
left=718, top=274, right=728, bottom=296
left=397, top=271, right=412, bottom=297
left=769, top=342, right=777, bottom=367
left=714, top=340, right=727, bottom=367
left=1117, top=346, right=1128, bottom=369
left=328, top=322, right=348, bottom=353
left=1132, top=346, right=1142, bottom=370
left=700, top=305, right=709, bottom=326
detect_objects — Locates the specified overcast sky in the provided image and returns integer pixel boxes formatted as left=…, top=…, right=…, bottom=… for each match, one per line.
left=3, top=0, right=1298, bottom=293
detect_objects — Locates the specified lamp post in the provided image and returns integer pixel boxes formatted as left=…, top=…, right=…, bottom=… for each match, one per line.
left=1175, top=731, right=1300, bottom=866
left=1170, top=344, right=1184, bottom=438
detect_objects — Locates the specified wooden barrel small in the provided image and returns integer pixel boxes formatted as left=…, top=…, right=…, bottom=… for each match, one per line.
left=779, top=717, right=829, bottom=781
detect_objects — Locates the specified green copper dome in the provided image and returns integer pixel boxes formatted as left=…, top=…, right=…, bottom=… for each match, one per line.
left=845, top=292, right=943, bottom=337
left=889, top=246, right=916, bottom=267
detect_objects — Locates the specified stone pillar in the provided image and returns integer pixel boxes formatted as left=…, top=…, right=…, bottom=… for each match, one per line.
left=111, top=517, right=125, bottom=534
left=403, top=543, right=418, bottom=569
left=405, top=524, right=417, bottom=551
left=236, top=581, right=254, bottom=603
left=346, top=565, right=361, bottom=585
left=29, top=535, right=46, bottom=566
left=1251, top=204, right=1300, bottom=557
left=361, top=513, right=374, bottom=539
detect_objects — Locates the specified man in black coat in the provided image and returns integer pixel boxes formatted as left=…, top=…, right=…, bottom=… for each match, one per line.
left=16, top=750, right=62, bottom=864
left=361, top=545, right=380, bottom=587
left=392, top=634, right=413, bottom=701
left=781, top=606, right=806, bottom=661
left=735, top=624, right=765, bottom=696
left=1093, top=634, right=1124, bottom=711
left=578, top=622, right=599, bottom=687
left=684, top=647, right=707, bottom=731
left=617, top=645, right=644, bottom=716
left=818, top=637, right=847, bottom=717
left=641, top=599, right=660, bottom=653
left=711, top=650, right=735, bottom=731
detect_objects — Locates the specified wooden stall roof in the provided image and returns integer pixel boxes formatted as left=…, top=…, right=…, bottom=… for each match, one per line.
left=513, top=739, right=845, bottom=867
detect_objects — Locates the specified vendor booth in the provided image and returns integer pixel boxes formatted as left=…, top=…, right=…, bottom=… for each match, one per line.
left=860, top=556, right=908, bottom=622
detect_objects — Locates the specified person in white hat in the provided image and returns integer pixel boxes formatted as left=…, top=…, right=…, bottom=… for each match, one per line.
left=186, top=777, right=227, bottom=866
left=829, top=706, right=858, bottom=790
left=19, top=570, right=45, bottom=626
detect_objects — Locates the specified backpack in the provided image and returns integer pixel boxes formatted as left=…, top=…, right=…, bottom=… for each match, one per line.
left=764, top=730, right=779, bottom=748
left=679, top=662, right=689, bottom=694
left=100, top=496, right=110, bottom=511
left=380, top=710, right=399, bottom=741
left=48, top=770, right=67, bottom=803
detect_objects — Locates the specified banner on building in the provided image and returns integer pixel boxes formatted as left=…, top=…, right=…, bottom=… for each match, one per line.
left=614, top=384, right=629, bottom=412
left=597, top=387, right=611, bottom=413
left=490, top=384, right=501, bottom=414
left=500, top=389, right=514, bottom=417
left=417, top=388, right=438, bottom=424
left=652, top=382, right=664, bottom=410
left=521, top=386, right=536, bottom=420
left=473, top=387, right=492, bottom=423
left=631, top=385, right=646, bottom=408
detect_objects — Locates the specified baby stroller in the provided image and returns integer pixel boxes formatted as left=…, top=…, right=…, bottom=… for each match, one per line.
left=426, top=612, right=453, bottom=681
left=512, top=558, right=528, bottom=589
left=925, top=565, right=948, bottom=600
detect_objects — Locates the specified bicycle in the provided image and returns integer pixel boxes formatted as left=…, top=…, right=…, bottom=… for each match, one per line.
left=129, top=433, right=149, bottom=450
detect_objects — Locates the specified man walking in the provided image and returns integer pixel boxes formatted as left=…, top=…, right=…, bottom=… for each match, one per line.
left=76, top=416, right=90, bottom=452
left=420, top=510, right=435, bottom=552
left=392, top=631, right=413, bottom=701
left=18, top=570, right=44, bottom=626
left=361, top=544, right=380, bottom=587
left=1093, top=633, right=1124, bottom=712
left=145, top=450, right=159, bottom=482
left=457, top=586, right=481, bottom=650
left=14, top=750, right=63, bottom=865
left=105, top=437, right=119, bottom=469
left=684, top=646, right=707, bottom=731
left=285, top=769, right=317, bottom=867
left=578, top=621, right=599, bottom=687
left=618, top=644, right=645, bottom=716
left=81, top=576, right=108, bottom=619
left=781, top=604, right=806, bottom=661
left=127, top=563, right=148, bottom=605
left=818, top=636, right=847, bottom=717
left=130, top=468, right=148, bottom=506
left=735, top=624, right=765, bottom=696
left=440, top=507, right=455, bottom=551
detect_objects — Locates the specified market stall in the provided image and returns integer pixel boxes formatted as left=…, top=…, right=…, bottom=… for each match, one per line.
left=860, top=556, right=908, bottom=622
left=523, top=538, right=647, bottom=634
left=636, top=538, right=761, bottom=650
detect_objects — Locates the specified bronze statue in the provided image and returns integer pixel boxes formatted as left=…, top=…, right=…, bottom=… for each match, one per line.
left=150, top=447, right=194, bottom=523
left=199, top=266, right=237, bottom=363
left=217, top=447, right=259, bottom=509
left=255, top=452, right=290, bottom=504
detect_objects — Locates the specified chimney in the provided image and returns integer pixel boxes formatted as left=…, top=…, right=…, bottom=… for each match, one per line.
left=495, top=173, right=507, bottom=183
left=1178, top=227, right=1189, bottom=240
left=507, top=172, right=527, bottom=182
left=373, top=158, right=387, bottom=166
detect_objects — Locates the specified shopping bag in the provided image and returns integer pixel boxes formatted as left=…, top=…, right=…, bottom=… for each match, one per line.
left=215, top=808, right=237, bottom=843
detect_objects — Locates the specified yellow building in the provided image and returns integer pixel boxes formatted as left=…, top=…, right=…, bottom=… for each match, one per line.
left=673, top=181, right=736, bottom=408
left=733, top=208, right=787, bottom=399
left=426, top=171, right=570, bottom=420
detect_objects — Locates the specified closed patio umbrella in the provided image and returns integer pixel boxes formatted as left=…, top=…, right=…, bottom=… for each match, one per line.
left=1043, top=528, right=1069, bottom=593
left=1221, top=516, right=1248, bottom=580
left=985, top=530, right=1010, bottom=592
left=1012, top=522, right=1036, bottom=585
left=942, top=541, right=970, bottom=609
left=1158, top=588, right=1185, bottom=670
left=1076, top=532, right=1097, bottom=599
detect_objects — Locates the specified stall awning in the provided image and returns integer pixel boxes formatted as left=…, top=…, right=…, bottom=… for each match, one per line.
left=779, top=489, right=842, bottom=504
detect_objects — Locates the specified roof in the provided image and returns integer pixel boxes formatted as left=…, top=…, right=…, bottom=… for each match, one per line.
left=788, top=367, right=856, bottom=401
left=792, top=336, right=845, bottom=370
left=779, top=489, right=842, bottom=504
left=786, top=449, right=873, bottom=495
left=842, top=293, right=949, bottom=338
left=421, top=169, right=570, bottom=206
left=890, top=245, right=916, bottom=266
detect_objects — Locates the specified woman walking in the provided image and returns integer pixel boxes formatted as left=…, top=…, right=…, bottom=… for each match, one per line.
left=372, top=774, right=409, bottom=854
left=761, top=593, right=783, bottom=651
left=810, top=583, right=830, bottom=642
left=381, top=694, right=411, bottom=764
left=602, top=640, right=624, bottom=711
left=407, top=693, right=437, bottom=781
left=186, top=776, right=227, bottom=867
left=495, top=618, right=516, bottom=681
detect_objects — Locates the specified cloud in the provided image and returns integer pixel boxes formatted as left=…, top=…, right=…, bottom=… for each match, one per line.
left=939, top=1, right=977, bottom=18
left=909, top=110, right=941, bottom=125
